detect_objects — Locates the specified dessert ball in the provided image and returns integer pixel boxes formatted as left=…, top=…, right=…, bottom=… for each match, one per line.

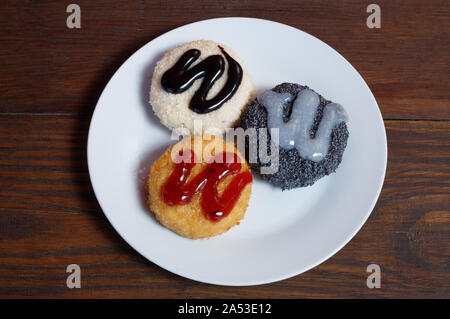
left=150, top=40, right=255, bottom=135
left=148, top=135, right=253, bottom=239
left=239, top=82, right=349, bottom=190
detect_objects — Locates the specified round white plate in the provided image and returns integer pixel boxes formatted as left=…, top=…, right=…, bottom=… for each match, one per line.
left=87, top=17, right=387, bottom=286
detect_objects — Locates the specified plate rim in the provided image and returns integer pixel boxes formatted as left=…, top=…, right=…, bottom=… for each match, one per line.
left=87, top=17, right=388, bottom=286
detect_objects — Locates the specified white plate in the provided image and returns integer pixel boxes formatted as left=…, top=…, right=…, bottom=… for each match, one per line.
left=87, top=17, right=387, bottom=286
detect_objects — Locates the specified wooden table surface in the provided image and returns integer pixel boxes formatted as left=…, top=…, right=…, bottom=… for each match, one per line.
left=0, top=0, right=448, bottom=298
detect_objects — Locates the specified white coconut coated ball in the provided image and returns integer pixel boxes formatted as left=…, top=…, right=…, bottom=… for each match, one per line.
left=150, top=40, right=255, bottom=135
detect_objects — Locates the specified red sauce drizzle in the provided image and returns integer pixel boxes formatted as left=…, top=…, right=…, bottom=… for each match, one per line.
left=162, top=150, right=253, bottom=222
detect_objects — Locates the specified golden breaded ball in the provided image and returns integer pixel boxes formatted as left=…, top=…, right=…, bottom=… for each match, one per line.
left=148, top=135, right=252, bottom=239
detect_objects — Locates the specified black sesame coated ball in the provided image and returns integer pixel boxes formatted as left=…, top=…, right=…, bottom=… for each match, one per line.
left=239, top=83, right=349, bottom=190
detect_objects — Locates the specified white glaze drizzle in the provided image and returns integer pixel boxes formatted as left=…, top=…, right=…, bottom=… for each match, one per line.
left=260, top=89, right=348, bottom=162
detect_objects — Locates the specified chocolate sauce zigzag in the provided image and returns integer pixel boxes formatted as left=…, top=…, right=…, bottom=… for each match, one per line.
left=161, top=46, right=243, bottom=114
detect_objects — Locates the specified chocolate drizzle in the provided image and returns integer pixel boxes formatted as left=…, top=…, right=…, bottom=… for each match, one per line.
left=161, top=46, right=243, bottom=114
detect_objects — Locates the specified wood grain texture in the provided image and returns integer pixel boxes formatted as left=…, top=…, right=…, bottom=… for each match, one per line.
left=0, top=116, right=448, bottom=298
left=0, top=0, right=449, bottom=298
left=0, top=0, right=448, bottom=119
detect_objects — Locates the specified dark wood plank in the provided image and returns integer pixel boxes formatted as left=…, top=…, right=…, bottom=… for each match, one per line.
left=0, top=0, right=449, bottom=119
left=0, top=115, right=448, bottom=298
